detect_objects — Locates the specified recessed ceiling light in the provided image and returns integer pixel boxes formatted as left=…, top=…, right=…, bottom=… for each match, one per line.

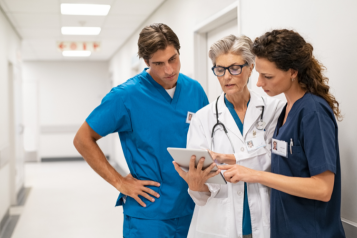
left=61, top=27, right=101, bottom=35
left=62, top=51, right=91, bottom=57
left=61, top=4, right=111, bottom=16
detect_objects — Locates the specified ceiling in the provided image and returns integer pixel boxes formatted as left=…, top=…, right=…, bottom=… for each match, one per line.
left=0, top=0, right=165, bottom=61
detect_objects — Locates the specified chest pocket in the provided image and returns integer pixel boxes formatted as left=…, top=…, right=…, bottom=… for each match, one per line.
left=287, top=145, right=309, bottom=176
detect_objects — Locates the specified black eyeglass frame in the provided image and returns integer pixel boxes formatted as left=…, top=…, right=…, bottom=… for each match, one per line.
left=211, top=62, right=249, bottom=77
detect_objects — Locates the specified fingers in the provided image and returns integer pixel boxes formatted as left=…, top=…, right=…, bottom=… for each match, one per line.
left=203, top=161, right=217, bottom=175
left=141, top=180, right=161, bottom=187
left=143, top=187, right=160, bottom=198
left=172, top=162, right=186, bottom=178
left=189, top=155, right=196, bottom=171
left=139, top=191, right=156, bottom=203
left=196, top=157, right=205, bottom=171
left=207, top=169, right=221, bottom=179
left=217, top=165, right=233, bottom=171
left=133, top=196, right=146, bottom=207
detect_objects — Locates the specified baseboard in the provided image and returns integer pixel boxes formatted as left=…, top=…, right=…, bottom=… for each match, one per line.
left=342, top=218, right=357, bottom=238
left=41, top=156, right=110, bottom=162
left=0, top=209, right=9, bottom=236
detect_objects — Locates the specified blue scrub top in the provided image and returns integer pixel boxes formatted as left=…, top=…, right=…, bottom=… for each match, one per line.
left=86, top=69, right=209, bottom=220
left=224, top=95, right=252, bottom=236
left=271, top=93, right=345, bottom=238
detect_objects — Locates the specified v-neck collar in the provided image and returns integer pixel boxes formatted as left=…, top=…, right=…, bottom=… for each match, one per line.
left=142, top=68, right=182, bottom=106
left=224, top=95, right=250, bottom=135
left=275, top=92, right=309, bottom=136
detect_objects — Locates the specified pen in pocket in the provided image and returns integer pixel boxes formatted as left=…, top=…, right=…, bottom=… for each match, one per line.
left=290, top=138, right=293, bottom=154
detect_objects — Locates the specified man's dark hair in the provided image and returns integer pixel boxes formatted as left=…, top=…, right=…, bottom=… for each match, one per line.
left=138, top=23, right=180, bottom=61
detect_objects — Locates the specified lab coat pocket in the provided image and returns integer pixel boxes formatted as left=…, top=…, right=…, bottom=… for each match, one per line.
left=196, top=197, right=229, bottom=237
left=259, top=186, right=271, bottom=227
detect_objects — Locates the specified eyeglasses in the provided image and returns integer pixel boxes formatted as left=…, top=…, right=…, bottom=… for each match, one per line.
left=211, top=62, right=248, bottom=77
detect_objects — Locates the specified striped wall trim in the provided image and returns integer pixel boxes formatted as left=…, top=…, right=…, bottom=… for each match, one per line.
left=41, top=156, right=110, bottom=162
left=40, top=125, right=81, bottom=134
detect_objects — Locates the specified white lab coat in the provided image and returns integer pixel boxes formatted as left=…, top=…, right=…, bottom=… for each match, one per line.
left=186, top=91, right=285, bottom=238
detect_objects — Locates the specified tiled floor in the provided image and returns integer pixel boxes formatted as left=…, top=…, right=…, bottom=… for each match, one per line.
left=11, top=161, right=124, bottom=238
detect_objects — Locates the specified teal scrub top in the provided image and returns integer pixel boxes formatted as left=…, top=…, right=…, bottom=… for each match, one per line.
left=86, top=69, right=209, bottom=220
left=224, top=95, right=252, bottom=235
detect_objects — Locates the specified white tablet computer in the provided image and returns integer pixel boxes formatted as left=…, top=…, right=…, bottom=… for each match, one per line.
left=167, top=147, right=227, bottom=185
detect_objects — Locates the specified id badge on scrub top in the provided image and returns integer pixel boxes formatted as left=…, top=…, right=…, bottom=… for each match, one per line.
left=271, top=138, right=288, bottom=158
left=245, top=136, right=266, bottom=152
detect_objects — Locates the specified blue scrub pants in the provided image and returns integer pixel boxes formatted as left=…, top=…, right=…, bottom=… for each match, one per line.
left=123, top=214, right=192, bottom=238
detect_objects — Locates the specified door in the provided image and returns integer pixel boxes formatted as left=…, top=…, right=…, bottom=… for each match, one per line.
left=206, top=19, right=238, bottom=103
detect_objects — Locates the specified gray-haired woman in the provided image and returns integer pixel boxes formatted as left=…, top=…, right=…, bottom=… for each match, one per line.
left=173, top=35, right=285, bottom=238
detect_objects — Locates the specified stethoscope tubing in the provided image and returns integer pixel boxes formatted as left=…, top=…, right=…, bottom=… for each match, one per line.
left=211, top=94, right=265, bottom=153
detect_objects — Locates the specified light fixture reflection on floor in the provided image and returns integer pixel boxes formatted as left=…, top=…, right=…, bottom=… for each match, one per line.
left=61, top=4, right=111, bottom=16
left=61, top=27, right=101, bottom=35
left=62, top=51, right=91, bottom=57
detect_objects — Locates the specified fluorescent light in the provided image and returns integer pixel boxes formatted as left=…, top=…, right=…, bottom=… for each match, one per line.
left=62, top=51, right=91, bottom=57
left=61, top=27, right=101, bottom=35
left=61, top=4, right=110, bottom=16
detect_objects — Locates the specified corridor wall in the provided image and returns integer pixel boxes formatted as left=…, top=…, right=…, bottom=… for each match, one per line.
left=22, top=62, right=113, bottom=161
left=0, top=6, right=22, bottom=231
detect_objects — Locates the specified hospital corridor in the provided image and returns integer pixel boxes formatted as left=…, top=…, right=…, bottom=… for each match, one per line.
left=0, top=0, right=357, bottom=238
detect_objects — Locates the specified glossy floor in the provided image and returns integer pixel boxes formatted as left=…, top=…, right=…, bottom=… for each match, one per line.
left=11, top=161, right=123, bottom=238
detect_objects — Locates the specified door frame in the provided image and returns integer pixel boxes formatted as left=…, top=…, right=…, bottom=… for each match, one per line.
left=193, top=1, right=240, bottom=94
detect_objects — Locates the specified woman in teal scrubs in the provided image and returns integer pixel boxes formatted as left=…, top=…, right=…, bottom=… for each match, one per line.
left=219, top=29, right=346, bottom=238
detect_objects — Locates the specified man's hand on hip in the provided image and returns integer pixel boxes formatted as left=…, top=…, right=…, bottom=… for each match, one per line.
left=118, top=174, right=160, bottom=207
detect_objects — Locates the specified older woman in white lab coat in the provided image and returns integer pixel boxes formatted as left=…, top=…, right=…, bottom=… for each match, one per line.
left=173, top=35, right=284, bottom=238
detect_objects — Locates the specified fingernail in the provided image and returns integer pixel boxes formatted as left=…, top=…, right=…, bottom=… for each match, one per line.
left=157, top=194, right=160, bottom=198
left=152, top=198, right=155, bottom=202
left=157, top=183, right=160, bottom=186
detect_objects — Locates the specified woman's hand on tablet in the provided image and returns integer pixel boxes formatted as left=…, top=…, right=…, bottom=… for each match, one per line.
left=173, top=155, right=221, bottom=192
left=218, top=164, right=259, bottom=183
left=208, top=150, right=236, bottom=165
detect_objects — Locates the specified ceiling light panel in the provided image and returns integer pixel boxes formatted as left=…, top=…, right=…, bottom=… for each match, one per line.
left=61, top=27, right=101, bottom=35
left=61, top=4, right=110, bottom=16
left=62, top=51, right=91, bottom=57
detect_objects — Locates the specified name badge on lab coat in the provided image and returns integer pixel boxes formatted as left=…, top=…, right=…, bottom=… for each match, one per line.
left=271, top=138, right=288, bottom=158
left=246, top=136, right=266, bottom=152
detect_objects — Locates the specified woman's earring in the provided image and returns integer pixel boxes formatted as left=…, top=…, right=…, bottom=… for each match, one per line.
left=291, top=78, right=295, bottom=82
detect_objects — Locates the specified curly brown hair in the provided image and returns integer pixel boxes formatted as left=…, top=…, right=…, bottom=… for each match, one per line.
left=252, top=29, right=342, bottom=121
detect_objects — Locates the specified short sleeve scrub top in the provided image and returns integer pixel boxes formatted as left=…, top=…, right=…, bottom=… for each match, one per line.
left=270, top=92, right=345, bottom=238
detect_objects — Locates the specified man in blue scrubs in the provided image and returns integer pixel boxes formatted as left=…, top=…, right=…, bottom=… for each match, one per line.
left=74, top=23, right=209, bottom=237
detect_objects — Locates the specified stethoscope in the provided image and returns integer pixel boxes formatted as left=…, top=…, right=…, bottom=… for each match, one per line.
left=210, top=95, right=266, bottom=152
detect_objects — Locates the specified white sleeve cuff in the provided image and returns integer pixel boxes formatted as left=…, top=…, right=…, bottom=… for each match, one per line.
left=188, top=189, right=211, bottom=206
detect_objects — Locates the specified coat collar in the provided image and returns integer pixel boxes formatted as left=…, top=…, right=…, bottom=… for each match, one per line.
left=211, top=91, right=265, bottom=142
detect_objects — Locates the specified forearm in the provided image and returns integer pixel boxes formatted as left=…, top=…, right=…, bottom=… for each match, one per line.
left=255, top=171, right=333, bottom=202
left=74, top=135, right=123, bottom=190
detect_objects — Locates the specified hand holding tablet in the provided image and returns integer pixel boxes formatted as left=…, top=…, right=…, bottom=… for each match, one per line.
left=168, top=148, right=227, bottom=185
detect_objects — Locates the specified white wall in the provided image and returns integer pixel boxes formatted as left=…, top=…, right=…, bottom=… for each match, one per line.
left=108, top=0, right=238, bottom=175
left=22, top=62, right=113, bottom=160
left=239, top=0, right=357, bottom=225
left=0, top=6, right=22, bottom=227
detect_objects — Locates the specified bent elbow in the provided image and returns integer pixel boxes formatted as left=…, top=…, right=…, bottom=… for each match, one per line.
left=318, top=188, right=333, bottom=202
left=73, top=133, right=81, bottom=150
